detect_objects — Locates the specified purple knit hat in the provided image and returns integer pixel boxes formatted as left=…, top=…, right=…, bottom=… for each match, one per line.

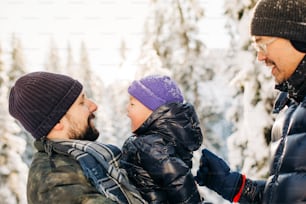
left=128, top=75, right=184, bottom=111
left=9, top=72, right=83, bottom=139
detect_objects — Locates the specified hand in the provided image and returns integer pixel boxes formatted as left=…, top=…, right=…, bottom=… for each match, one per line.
left=195, top=149, right=230, bottom=186
left=195, top=149, right=242, bottom=201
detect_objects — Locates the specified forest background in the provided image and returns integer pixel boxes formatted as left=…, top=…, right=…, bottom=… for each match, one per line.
left=0, top=0, right=278, bottom=203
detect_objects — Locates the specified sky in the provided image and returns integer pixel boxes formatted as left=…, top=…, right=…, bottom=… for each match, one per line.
left=0, top=0, right=229, bottom=84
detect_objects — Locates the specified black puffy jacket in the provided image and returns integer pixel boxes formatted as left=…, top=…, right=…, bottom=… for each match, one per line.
left=120, top=102, right=203, bottom=204
left=261, top=56, right=306, bottom=204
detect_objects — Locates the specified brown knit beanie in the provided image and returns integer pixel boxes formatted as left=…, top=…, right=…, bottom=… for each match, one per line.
left=9, top=72, right=83, bottom=139
left=250, top=0, right=306, bottom=42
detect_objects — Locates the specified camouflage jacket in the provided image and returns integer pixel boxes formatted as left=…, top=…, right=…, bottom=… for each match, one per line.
left=27, top=140, right=116, bottom=204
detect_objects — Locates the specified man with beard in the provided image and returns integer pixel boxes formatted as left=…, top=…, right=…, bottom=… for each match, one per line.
left=9, top=72, right=146, bottom=204
left=195, top=0, right=306, bottom=203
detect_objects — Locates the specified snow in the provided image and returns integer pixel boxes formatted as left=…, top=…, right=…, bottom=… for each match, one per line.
left=0, top=0, right=280, bottom=203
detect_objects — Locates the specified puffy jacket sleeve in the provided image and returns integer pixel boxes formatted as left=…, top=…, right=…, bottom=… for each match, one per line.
left=27, top=152, right=116, bottom=204
left=134, top=135, right=201, bottom=204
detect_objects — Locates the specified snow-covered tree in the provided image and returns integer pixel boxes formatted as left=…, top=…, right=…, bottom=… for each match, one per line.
left=0, top=112, right=28, bottom=204
left=99, top=80, right=131, bottom=146
left=141, top=0, right=226, bottom=151
left=66, top=42, right=77, bottom=76
left=224, top=0, right=277, bottom=178
left=0, top=44, right=4, bottom=86
left=7, top=35, right=34, bottom=167
left=7, top=34, right=26, bottom=89
left=134, top=46, right=172, bottom=77
left=0, top=38, right=28, bottom=204
left=88, top=72, right=109, bottom=144
left=45, top=38, right=62, bottom=73
left=138, top=1, right=235, bottom=203
left=77, top=42, right=95, bottom=98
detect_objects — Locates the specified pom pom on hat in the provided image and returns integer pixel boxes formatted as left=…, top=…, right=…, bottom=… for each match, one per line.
left=128, top=75, right=184, bottom=111
left=9, top=72, right=83, bottom=139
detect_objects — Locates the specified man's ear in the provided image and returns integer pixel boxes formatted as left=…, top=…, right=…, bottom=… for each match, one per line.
left=46, top=121, right=65, bottom=140
left=53, top=121, right=64, bottom=131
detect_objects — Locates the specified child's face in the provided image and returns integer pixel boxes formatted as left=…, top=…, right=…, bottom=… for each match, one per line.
left=127, top=96, right=153, bottom=132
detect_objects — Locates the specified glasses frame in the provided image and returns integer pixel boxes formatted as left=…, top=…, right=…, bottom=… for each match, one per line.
left=252, top=37, right=277, bottom=54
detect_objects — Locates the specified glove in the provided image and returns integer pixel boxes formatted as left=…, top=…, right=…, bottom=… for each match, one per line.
left=195, top=149, right=242, bottom=201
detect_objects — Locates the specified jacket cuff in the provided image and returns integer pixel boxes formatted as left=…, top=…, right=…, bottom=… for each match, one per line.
left=233, top=174, right=246, bottom=202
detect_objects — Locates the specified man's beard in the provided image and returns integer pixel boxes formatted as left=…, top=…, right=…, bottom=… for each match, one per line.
left=81, top=123, right=99, bottom=141
left=68, top=114, right=100, bottom=141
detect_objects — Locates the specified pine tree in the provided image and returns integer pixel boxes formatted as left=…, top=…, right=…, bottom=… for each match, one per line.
left=45, top=38, right=62, bottom=73
left=139, top=0, right=231, bottom=152
left=75, top=41, right=114, bottom=143
left=66, top=42, right=77, bottom=76
left=7, top=34, right=34, bottom=166
left=0, top=44, right=5, bottom=87
left=77, top=41, right=94, bottom=98
left=0, top=36, right=28, bottom=204
left=224, top=0, right=277, bottom=178
left=100, top=80, right=131, bottom=146
left=7, top=34, right=26, bottom=89
left=138, top=2, right=235, bottom=202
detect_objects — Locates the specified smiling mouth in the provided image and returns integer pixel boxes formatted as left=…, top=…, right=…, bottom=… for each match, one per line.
left=270, top=65, right=278, bottom=76
left=267, top=64, right=276, bottom=69
left=265, top=60, right=277, bottom=74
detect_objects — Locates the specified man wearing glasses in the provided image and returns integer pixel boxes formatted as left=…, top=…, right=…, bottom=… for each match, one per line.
left=195, top=0, right=306, bottom=203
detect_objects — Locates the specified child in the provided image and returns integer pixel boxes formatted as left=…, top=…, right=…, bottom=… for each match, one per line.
left=120, top=75, right=204, bottom=204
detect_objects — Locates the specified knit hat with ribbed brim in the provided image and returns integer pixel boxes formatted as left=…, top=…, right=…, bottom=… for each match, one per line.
left=128, top=75, right=184, bottom=111
left=250, top=0, right=306, bottom=42
left=9, top=72, right=83, bottom=139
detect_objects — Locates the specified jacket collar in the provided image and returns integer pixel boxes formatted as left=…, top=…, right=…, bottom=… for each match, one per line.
left=275, top=56, right=306, bottom=102
left=134, top=102, right=203, bottom=152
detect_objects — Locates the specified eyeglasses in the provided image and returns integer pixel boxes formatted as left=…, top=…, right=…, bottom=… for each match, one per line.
left=252, top=37, right=277, bottom=54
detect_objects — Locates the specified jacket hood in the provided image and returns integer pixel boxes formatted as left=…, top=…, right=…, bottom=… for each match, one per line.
left=276, top=55, right=306, bottom=102
left=134, top=102, right=203, bottom=152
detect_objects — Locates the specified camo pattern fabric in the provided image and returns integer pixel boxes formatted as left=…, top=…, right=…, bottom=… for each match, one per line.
left=47, top=139, right=147, bottom=204
left=27, top=140, right=116, bottom=204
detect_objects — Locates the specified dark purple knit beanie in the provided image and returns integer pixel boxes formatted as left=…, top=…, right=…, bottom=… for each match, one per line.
left=128, top=75, right=184, bottom=111
left=9, top=72, right=83, bottom=139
